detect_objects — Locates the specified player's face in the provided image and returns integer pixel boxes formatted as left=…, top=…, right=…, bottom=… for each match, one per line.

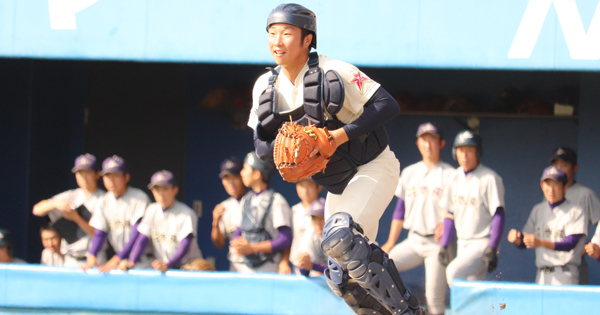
left=240, top=164, right=258, bottom=187
left=456, top=146, right=478, bottom=171
left=311, top=216, right=325, bottom=236
left=0, top=247, right=9, bottom=263
left=416, top=134, right=445, bottom=161
left=41, top=230, right=61, bottom=253
left=75, top=170, right=100, bottom=191
left=221, top=174, right=246, bottom=199
left=552, top=160, right=578, bottom=183
left=541, top=179, right=565, bottom=204
left=268, top=23, right=311, bottom=68
left=296, top=180, right=321, bottom=204
left=151, top=185, right=179, bottom=209
left=103, top=173, right=130, bottom=194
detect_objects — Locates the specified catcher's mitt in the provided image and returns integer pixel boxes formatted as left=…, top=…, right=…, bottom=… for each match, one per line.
left=273, top=121, right=337, bottom=182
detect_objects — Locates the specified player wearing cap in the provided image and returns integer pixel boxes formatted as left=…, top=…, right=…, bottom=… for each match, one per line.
left=211, top=157, right=247, bottom=271
left=33, top=154, right=105, bottom=267
left=439, top=130, right=506, bottom=287
left=122, top=170, right=202, bottom=272
left=508, top=166, right=587, bottom=285
left=290, top=179, right=322, bottom=275
left=250, top=4, right=420, bottom=314
left=549, top=146, right=600, bottom=284
left=0, top=229, right=26, bottom=263
left=294, top=198, right=328, bottom=277
left=230, top=152, right=293, bottom=274
left=84, top=155, right=151, bottom=272
left=382, top=123, right=455, bottom=315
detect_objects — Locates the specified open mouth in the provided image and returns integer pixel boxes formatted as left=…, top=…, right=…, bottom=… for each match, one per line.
left=273, top=50, right=285, bottom=57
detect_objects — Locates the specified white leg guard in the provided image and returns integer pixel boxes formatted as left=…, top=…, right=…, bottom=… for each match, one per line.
left=321, top=213, right=423, bottom=315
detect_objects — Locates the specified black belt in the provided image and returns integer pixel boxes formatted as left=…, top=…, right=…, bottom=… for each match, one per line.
left=413, top=231, right=435, bottom=238
left=539, top=265, right=570, bottom=273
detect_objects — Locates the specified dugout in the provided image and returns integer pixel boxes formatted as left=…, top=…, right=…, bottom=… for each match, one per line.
left=2, top=0, right=600, bottom=311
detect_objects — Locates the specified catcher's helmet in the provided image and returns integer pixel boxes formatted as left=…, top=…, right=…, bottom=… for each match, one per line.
left=267, top=3, right=317, bottom=49
left=452, top=130, right=482, bottom=160
left=0, top=228, right=15, bottom=257
left=245, top=151, right=276, bottom=182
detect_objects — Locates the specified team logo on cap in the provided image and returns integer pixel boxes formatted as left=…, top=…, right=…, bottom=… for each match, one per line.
left=458, top=132, right=474, bottom=141
left=423, top=123, right=435, bottom=132
left=224, top=160, right=235, bottom=169
left=106, top=159, right=119, bottom=168
left=349, top=72, right=371, bottom=95
left=548, top=167, right=559, bottom=175
left=156, top=173, right=166, bottom=181
left=556, top=148, right=565, bottom=156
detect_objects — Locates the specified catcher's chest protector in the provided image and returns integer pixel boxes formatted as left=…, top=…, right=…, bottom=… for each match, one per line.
left=240, top=190, right=276, bottom=268
left=259, top=52, right=388, bottom=194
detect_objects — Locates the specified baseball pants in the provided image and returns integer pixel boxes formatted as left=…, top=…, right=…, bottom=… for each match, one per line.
left=536, top=265, right=579, bottom=285
left=446, top=238, right=489, bottom=287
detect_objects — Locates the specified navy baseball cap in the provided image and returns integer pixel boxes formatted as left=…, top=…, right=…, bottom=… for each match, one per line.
left=550, top=146, right=577, bottom=165
left=541, top=166, right=568, bottom=184
left=416, top=122, right=443, bottom=140
left=72, top=153, right=100, bottom=173
left=101, top=155, right=127, bottom=175
left=219, top=157, right=243, bottom=178
left=148, top=170, right=178, bottom=189
left=308, top=198, right=325, bottom=217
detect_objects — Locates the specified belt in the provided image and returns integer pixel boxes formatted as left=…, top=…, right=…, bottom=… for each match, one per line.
left=413, top=231, right=435, bottom=238
left=539, top=265, right=570, bottom=273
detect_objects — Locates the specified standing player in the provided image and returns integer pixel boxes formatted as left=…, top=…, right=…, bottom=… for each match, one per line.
left=294, top=199, right=328, bottom=276
left=382, top=123, right=455, bottom=315
left=32, top=154, right=105, bottom=267
left=290, top=179, right=322, bottom=275
left=549, top=146, right=600, bottom=284
left=123, top=170, right=202, bottom=272
left=508, top=166, right=587, bottom=285
left=211, top=157, right=247, bottom=271
left=249, top=4, right=421, bottom=314
left=230, top=152, right=293, bottom=274
left=438, top=130, right=506, bottom=287
left=83, top=155, right=151, bottom=272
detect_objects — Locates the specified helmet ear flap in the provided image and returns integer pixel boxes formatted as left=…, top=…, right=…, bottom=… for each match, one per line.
left=452, top=147, right=457, bottom=161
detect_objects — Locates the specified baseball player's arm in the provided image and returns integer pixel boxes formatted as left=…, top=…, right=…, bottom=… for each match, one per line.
left=211, top=204, right=226, bottom=249
left=114, top=219, right=142, bottom=260
left=381, top=198, right=405, bottom=253
left=231, top=226, right=292, bottom=255
left=160, top=234, right=194, bottom=271
left=341, top=87, right=400, bottom=141
left=127, top=233, right=150, bottom=265
left=279, top=248, right=292, bottom=274
left=586, top=224, right=600, bottom=260
left=507, top=229, right=525, bottom=248
left=488, top=207, right=505, bottom=249
left=438, top=212, right=456, bottom=266
left=82, top=229, right=107, bottom=270
left=32, top=199, right=71, bottom=216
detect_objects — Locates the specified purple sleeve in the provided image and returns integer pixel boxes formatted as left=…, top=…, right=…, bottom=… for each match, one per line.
left=269, top=226, right=292, bottom=252
left=554, top=234, right=584, bottom=252
left=166, top=234, right=194, bottom=268
left=488, top=207, right=505, bottom=249
left=517, top=233, right=526, bottom=249
left=392, top=199, right=405, bottom=221
left=128, top=234, right=149, bottom=263
left=441, top=217, right=455, bottom=247
left=89, top=229, right=107, bottom=257
left=312, top=262, right=327, bottom=273
left=116, top=221, right=141, bottom=259
left=232, top=227, right=242, bottom=239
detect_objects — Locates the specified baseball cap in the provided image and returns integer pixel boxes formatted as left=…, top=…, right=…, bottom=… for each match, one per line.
left=101, top=155, right=127, bottom=175
left=72, top=153, right=100, bottom=173
left=416, top=122, right=443, bottom=140
left=308, top=198, right=325, bottom=217
left=550, top=146, right=577, bottom=165
left=540, top=166, right=568, bottom=184
left=148, top=170, right=178, bottom=189
left=0, top=228, right=14, bottom=250
left=219, top=157, right=243, bottom=178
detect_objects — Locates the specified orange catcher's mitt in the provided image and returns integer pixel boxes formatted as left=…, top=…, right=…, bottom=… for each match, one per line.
left=273, top=121, right=337, bottom=182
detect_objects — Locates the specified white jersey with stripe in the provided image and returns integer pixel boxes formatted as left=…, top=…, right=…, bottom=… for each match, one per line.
left=49, top=188, right=106, bottom=258
left=89, top=187, right=149, bottom=253
left=249, top=55, right=381, bottom=129
left=395, top=161, right=455, bottom=236
left=565, top=182, right=600, bottom=225
left=137, top=201, right=202, bottom=267
left=523, top=200, right=587, bottom=267
left=443, top=164, right=505, bottom=241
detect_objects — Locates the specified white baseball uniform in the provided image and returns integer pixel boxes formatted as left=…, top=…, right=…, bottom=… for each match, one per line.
left=388, top=161, right=455, bottom=315
left=137, top=201, right=202, bottom=268
left=89, top=187, right=151, bottom=263
left=235, top=190, right=293, bottom=273
left=40, top=248, right=64, bottom=267
left=566, top=183, right=600, bottom=225
left=218, top=196, right=244, bottom=271
left=443, top=164, right=505, bottom=286
left=298, top=227, right=328, bottom=276
left=290, top=201, right=314, bottom=274
left=249, top=55, right=399, bottom=241
left=49, top=188, right=105, bottom=267
left=523, top=200, right=587, bottom=285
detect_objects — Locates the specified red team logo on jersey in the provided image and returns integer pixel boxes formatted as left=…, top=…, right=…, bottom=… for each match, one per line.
left=349, top=72, right=371, bottom=95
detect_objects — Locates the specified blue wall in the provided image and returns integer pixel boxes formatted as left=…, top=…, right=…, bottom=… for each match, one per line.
left=3, top=0, right=600, bottom=70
